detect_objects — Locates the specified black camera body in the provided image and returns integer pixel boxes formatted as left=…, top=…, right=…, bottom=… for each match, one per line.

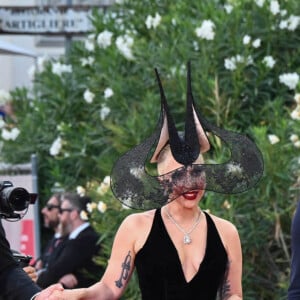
left=0, top=181, right=37, bottom=220
left=12, top=252, right=32, bottom=268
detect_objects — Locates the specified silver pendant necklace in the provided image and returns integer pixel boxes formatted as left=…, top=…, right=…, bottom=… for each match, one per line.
left=165, top=207, right=202, bottom=245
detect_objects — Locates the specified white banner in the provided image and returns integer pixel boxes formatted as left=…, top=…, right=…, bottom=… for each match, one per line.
left=0, top=6, right=98, bottom=34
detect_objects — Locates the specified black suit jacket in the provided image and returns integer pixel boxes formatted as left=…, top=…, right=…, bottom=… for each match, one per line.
left=0, top=221, right=41, bottom=300
left=37, top=224, right=103, bottom=288
left=37, top=234, right=68, bottom=269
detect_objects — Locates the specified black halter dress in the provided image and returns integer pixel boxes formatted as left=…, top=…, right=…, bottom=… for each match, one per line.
left=135, top=208, right=228, bottom=300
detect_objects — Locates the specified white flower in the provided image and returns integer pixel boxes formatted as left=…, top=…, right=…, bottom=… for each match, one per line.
left=287, top=15, right=300, bottom=31
left=97, top=201, right=107, bottom=213
left=280, top=15, right=300, bottom=31
left=224, top=58, right=237, bottom=71
left=279, top=20, right=288, bottom=29
left=83, top=89, right=95, bottom=103
left=115, top=0, right=124, bottom=4
left=80, top=56, right=95, bottom=67
left=145, top=13, right=162, bottom=29
left=291, top=106, right=300, bottom=120
left=270, top=0, right=280, bottom=15
left=224, top=54, right=253, bottom=71
left=103, top=175, right=110, bottom=186
left=243, top=35, right=251, bottom=45
left=1, top=127, right=19, bottom=141
left=195, top=20, right=216, bottom=40
left=84, top=39, right=95, bottom=52
left=223, top=200, right=231, bottom=209
left=76, top=186, right=86, bottom=196
left=294, top=141, right=300, bottom=148
left=0, top=90, right=12, bottom=105
left=96, top=177, right=110, bottom=195
left=294, top=94, right=300, bottom=104
left=290, top=134, right=299, bottom=143
left=116, top=34, right=135, bottom=60
left=1, top=129, right=11, bottom=140
left=263, top=56, right=276, bottom=68
left=100, top=105, right=111, bottom=120
left=226, top=163, right=243, bottom=177
left=52, top=62, right=72, bottom=76
left=104, top=87, right=114, bottom=99
left=224, top=4, right=233, bottom=14
left=268, top=134, right=280, bottom=145
left=97, top=30, right=113, bottom=48
left=252, top=38, right=261, bottom=48
left=279, top=73, right=299, bottom=90
left=10, top=128, right=20, bottom=140
left=80, top=210, right=89, bottom=221
left=255, top=0, right=265, bottom=7
left=0, top=119, right=5, bottom=129
left=280, top=10, right=287, bottom=17
left=86, top=202, right=97, bottom=213
left=49, top=136, right=63, bottom=156
left=193, top=41, right=199, bottom=51
left=130, top=167, right=144, bottom=179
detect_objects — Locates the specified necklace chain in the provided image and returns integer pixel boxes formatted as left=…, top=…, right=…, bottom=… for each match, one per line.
left=165, top=207, right=201, bottom=245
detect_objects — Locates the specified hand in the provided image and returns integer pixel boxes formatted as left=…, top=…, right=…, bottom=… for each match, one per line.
left=34, top=259, right=43, bottom=271
left=35, top=283, right=64, bottom=299
left=59, top=273, right=78, bottom=288
left=23, top=265, right=38, bottom=282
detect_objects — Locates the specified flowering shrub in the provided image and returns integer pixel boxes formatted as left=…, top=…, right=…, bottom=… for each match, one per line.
left=0, top=0, right=299, bottom=298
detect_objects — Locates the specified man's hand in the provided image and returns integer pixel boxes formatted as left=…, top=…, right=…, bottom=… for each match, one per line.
left=23, top=266, right=38, bottom=282
left=34, top=259, right=43, bottom=271
left=59, top=273, right=78, bottom=288
left=35, top=283, right=64, bottom=299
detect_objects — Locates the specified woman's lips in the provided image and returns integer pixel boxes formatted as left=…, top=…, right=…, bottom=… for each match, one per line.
left=182, top=190, right=199, bottom=200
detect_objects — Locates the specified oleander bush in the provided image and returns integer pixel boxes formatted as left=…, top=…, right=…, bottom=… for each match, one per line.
left=0, top=0, right=299, bottom=298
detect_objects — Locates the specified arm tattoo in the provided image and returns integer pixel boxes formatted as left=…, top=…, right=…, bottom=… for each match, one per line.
left=115, top=251, right=132, bottom=288
left=219, top=261, right=231, bottom=300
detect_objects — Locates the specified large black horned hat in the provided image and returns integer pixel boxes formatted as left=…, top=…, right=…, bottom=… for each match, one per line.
left=110, top=62, right=264, bottom=209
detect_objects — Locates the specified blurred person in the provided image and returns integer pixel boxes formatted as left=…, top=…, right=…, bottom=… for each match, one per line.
left=0, top=220, right=63, bottom=300
left=35, top=193, right=66, bottom=273
left=44, top=63, right=263, bottom=300
left=36, top=193, right=103, bottom=289
left=11, top=249, right=38, bottom=283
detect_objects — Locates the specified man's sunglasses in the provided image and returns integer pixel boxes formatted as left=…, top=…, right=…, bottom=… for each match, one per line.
left=45, top=204, right=60, bottom=211
left=59, top=208, right=73, bottom=214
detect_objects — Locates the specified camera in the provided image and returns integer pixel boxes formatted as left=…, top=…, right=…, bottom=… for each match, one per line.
left=12, top=251, right=32, bottom=268
left=0, top=181, right=37, bottom=220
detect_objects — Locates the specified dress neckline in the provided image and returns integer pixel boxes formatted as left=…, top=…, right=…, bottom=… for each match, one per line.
left=157, top=208, right=209, bottom=284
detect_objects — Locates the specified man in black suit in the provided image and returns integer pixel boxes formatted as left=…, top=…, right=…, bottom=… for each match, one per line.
left=35, top=193, right=66, bottom=274
left=0, top=221, right=63, bottom=300
left=36, top=192, right=103, bottom=289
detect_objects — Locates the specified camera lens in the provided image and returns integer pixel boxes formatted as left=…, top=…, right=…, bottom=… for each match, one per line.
left=0, top=187, right=30, bottom=212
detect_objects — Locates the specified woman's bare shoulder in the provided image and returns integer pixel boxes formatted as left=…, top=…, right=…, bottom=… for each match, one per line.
left=121, top=209, right=156, bottom=229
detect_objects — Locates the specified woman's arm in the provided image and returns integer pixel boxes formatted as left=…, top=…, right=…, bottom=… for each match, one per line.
left=219, top=221, right=243, bottom=300
left=48, top=214, right=140, bottom=300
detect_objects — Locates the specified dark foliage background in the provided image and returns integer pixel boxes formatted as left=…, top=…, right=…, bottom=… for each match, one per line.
left=0, top=0, right=299, bottom=299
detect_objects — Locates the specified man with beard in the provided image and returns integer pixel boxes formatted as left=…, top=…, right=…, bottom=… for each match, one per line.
left=36, top=193, right=103, bottom=289
left=35, top=193, right=67, bottom=273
